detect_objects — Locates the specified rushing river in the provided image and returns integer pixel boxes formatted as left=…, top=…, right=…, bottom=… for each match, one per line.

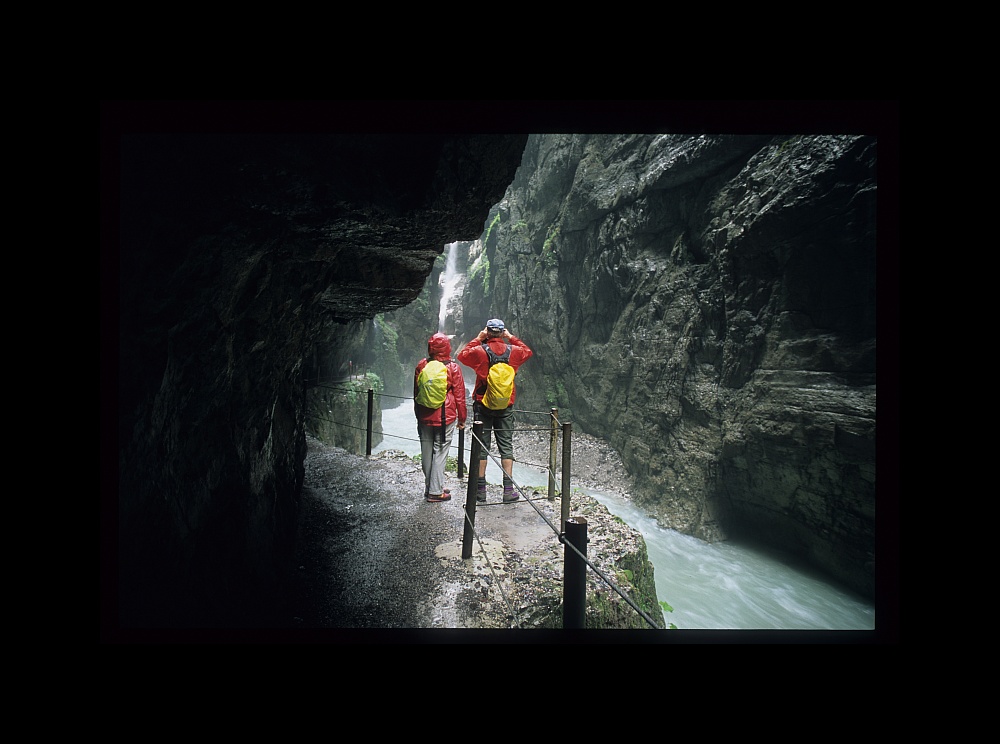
left=374, top=401, right=875, bottom=633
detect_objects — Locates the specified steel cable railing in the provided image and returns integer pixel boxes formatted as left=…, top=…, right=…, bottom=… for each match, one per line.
left=306, top=385, right=556, bottom=468
left=457, top=500, right=524, bottom=629
left=468, top=427, right=661, bottom=630
left=305, top=381, right=662, bottom=630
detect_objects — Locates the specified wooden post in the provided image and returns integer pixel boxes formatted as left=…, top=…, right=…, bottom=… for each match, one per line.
left=548, top=408, right=558, bottom=500
left=563, top=517, right=588, bottom=629
left=462, top=421, right=483, bottom=560
left=561, top=421, right=572, bottom=531
left=366, top=388, right=374, bottom=457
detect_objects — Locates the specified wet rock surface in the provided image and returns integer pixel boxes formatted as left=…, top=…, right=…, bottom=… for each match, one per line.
left=112, top=118, right=528, bottom=631
left=284, top=429, right=662, bottom=639
left=473, top=133, right=878, bottom=598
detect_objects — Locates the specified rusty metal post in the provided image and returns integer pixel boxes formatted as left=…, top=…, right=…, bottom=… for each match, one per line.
left=548, top=408, right=558, bottom=500
left=458, top=425, right=465, bottom=480
left=563, top=517, right=588, bottom=629
left=366, top=388, right=374, bottom=457
left=462, top=421, right=483, bottom=560
left=561, top=421, right=572, bottom=530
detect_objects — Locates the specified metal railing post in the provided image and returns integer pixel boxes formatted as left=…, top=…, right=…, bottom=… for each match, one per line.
left=462, top=420, right=483, bottom=560
left=548, top=408, right=558, bottom=500
left=561, top=421, right=572, bottom=530
left=563, top=517, right=588, bottom=629
left=366, top=388, right=374, bottom=457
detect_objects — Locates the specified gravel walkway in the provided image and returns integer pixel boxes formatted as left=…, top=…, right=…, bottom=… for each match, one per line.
left=281, top=429, right=648, bottom=640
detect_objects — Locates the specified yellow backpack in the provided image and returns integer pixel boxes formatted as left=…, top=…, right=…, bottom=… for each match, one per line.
left=482, top=342, right=515, bottom=410
left=415, top=360, right=449, bottom=409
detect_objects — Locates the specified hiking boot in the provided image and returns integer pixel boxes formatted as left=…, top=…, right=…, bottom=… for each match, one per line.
left=502, top=488, right=520, bottom=503
left=477, top=486, right=487, bottom=503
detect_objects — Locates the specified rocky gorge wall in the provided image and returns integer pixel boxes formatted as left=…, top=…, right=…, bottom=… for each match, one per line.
left=109, top=105, right=527, bottom=628
left=305, top=375, right=384, bottom=453
left=107, top=103, right=892, bottom=634
left=461, top=134, right=879, bottom=599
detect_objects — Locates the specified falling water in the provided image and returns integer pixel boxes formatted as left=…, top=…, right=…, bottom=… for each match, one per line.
left=381, top=241, right=876, bottom=632
left=438, top=242, right=461, bottom=332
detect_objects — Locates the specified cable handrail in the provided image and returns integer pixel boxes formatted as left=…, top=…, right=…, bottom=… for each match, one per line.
left=306, top=379, right=662, bottom=630
left=458, top=503, right=524, bottom=629
left=469, top=429, right=661, bottom=630
left=304, top=412, right=553, bottom=473
left=306, top=378, right=561, bottom=420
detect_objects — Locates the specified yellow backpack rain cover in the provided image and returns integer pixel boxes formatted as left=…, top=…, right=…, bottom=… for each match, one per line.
left=415, top=360, right=449, bottom=409
left=482, top=343, right=515, bottom=410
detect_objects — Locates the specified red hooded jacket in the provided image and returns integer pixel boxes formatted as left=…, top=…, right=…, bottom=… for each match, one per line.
left=413, top=333, right=467, bottom=427
left=457, top=333, right=533, bottom=407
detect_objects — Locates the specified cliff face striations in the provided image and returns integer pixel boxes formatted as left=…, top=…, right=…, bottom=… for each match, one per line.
left=108, top=107, right=884, bottom=631
left=463, top=134, right=878, bottom=598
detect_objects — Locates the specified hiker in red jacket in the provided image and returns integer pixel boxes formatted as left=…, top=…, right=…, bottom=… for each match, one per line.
left=414, top=332, right=467, bottom=503
left=457, top=318, right=533, bottom=503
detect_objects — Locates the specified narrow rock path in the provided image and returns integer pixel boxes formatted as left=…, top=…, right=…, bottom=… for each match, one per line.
left=282, top=429, right=643, bottom=639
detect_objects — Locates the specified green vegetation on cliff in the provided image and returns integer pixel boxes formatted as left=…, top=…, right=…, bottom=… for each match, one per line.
left=484, top=212, right=501, bottom=244
left=306, top=374, right=383, bottom=455
left=545, top=375, right=569, bottom=410
left=468, top=253, right=490, bottom=297
left=541, top=224, right=560, bottom=268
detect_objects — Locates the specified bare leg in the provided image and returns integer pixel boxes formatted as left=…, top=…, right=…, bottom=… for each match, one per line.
left=478, top=458, right=513, bottom=480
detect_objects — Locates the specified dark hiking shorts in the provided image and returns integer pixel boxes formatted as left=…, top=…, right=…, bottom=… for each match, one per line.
left=475, top=402, right=514, bottom=461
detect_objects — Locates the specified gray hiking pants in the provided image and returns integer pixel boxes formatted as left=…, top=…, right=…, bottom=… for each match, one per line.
left=418, top=420, right=455, bottom=497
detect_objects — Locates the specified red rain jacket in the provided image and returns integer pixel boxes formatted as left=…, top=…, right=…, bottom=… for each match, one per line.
left=457, top=334, right=533, bottom=407
left=413, top=355, right=467, bottom=427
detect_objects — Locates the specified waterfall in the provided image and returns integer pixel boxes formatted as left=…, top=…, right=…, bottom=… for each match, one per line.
left=438, top=241, right=461, bottom=332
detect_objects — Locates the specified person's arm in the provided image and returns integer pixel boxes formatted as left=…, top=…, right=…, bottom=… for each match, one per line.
left=413, top=360, right=424, bottom=415
left=457, top=332, right=490, bottom=399
left=413, top=361, right=421, bottom=396
left=451, top=363, right=467, bottom=426
left=457, top=335, right=485, bottom=369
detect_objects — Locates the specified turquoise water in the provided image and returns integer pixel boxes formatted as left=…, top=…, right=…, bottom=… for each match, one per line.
left=375, top=402, right=876, bottom=632
left=582, top=489, right=875, bottom=631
